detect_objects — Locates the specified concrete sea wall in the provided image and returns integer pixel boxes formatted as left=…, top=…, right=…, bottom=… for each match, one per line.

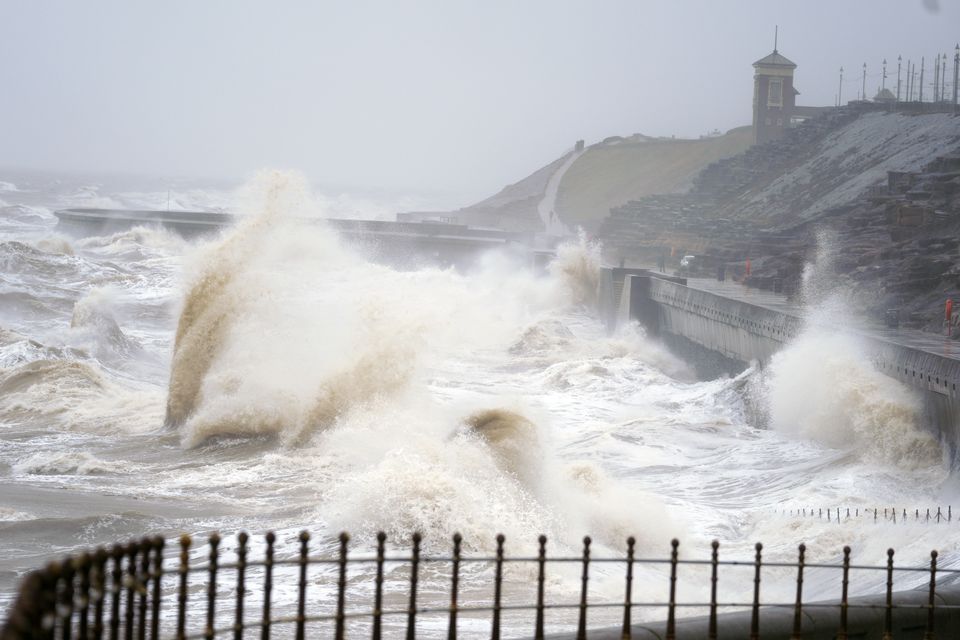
left=602, top=269, right=960, bottom=461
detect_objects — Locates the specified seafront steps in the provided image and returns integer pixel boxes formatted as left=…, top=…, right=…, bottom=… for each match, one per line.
left=3, top=530, right=958, bottom=640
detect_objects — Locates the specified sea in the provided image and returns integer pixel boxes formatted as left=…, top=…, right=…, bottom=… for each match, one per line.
left=1, top=169, right=957, bottom=636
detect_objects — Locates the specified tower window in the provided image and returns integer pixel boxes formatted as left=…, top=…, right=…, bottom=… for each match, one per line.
left=768, top=78, right=783, bottom=106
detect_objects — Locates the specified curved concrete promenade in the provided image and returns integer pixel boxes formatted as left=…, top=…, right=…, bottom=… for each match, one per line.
left=600, top=268, right=960, bottom=463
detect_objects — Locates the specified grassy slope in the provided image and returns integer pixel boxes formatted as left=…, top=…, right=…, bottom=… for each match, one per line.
left=556, top=126, right=753, bottom=229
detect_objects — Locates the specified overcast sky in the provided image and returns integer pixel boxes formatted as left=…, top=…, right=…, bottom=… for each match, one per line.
left=1, top=0, right=958, bottom=202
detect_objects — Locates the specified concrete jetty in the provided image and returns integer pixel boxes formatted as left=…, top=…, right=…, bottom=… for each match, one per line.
left=54, top=208, right=554, bottom=270
left=601, top=268, right=960, bottom=461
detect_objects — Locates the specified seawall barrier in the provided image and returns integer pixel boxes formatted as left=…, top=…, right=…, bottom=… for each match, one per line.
left=601, top=269, right=960, bottom=461
left=53, top=208, right=555, bottom=271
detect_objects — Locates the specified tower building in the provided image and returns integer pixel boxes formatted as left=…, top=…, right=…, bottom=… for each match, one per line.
left=752, top=47, right=798, bottom=144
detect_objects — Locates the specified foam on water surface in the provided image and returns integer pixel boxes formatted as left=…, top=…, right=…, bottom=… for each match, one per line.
left=0, top=170, right=956, bottom=629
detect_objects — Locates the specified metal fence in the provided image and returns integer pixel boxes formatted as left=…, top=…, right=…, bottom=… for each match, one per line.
left=1, top=531, right=954, bottom=640
left=781, top=505, right=953, bottom=524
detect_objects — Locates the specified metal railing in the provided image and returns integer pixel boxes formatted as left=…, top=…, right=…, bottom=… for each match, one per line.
left=2, top=531, right=955, bottom=640
left=781, top=505, right=954, bottom=524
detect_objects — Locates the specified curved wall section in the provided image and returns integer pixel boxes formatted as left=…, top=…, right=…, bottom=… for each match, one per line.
left=606, top=270, right=960, bottom=461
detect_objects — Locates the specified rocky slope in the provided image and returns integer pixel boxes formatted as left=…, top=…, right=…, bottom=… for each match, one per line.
left=600, top=104, right=960, bottom=332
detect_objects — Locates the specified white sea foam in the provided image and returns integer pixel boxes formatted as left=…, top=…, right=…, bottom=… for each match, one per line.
left=2, top=169, right=958, bottom=625
left=13, top=451, right=124, bottom=476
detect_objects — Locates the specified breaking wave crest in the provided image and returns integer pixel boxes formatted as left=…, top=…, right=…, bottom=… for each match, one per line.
left=764, top=232, right=942, bottom=470
left=166, top=172, right=295, bottom=428
left=35, top=236, right=74, bottom=256
left=0, top=358, right=163, bottom=435
left=77, top=226, right=186, bottom=258
left=157, top=171, right=680, bottom=551
left=13, top=451, right=124, bottom=476
left=549, top=232, right=601, bottom=308
left=766, top=330, right=941, bottom=469
left=70, top=290, right=140, bottom=359
left=168, top=171, right=419, bottom=446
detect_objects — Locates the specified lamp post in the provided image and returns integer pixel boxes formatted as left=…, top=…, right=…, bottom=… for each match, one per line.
left=941, top=53, right=947, bottom=104
left=908, top=60, right=913, bottom=101
left=838, top=66, right=844, bottom=105
left=919, top=57, right=925, bottom=103
left=861, top=63, right=867, bottom=101
left=882, top=58, right=887, bottom=92
left=897, top=55, right=902, bottom=102
left=953, top=45, right=959, bottom=110
left=934, top=52, right=940, bottom=102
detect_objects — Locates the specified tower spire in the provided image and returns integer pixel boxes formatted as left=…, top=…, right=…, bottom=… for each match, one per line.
left=774, top=25, right=778, bottom=53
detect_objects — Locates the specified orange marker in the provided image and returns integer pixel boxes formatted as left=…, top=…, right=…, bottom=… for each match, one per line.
left=947, top=299, right=954, bottom=336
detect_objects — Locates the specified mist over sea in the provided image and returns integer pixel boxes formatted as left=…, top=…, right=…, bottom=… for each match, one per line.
left=1, top=170, right=956, bottom=633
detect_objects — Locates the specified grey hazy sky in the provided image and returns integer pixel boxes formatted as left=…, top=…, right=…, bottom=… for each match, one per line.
left=1, top=1, right=957, bottom=202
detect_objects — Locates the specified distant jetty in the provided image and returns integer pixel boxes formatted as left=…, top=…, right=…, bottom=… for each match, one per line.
left=54, top=207, right=554, bottom=270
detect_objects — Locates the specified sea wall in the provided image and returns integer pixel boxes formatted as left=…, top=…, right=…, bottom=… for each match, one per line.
left=607, top=270, right=960, bottom=460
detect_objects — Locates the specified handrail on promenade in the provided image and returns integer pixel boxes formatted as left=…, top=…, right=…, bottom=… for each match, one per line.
left=1, top=531, right=955, bottom=640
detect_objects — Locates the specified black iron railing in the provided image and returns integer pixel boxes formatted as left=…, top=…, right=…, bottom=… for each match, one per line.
left=1, top=531, right=955, bottom=640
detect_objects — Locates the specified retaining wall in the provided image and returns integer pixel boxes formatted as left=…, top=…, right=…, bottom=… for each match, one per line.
left=606, top=270, right=960, bottom=461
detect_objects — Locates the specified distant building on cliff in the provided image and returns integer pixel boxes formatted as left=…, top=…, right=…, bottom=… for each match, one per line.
left=752, top=45, right=832, bottom=144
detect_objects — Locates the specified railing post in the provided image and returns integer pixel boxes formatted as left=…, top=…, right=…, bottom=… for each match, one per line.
left=534, top=536, right=546, bottom=640
left=124, top=544, right=137, bottom=640
left=621, top=537, right=635, bottom=640
left=335, top=533, right=349, bottom=640
left=373, top=532, right=385, bottom=640
left=750, top=543, right=762, bottom=640
left=176, top=537, right=190, bottom=640
left=60, top=557, right=76, bottom=640
left=138, top=539, right=150, bottom=640
left=447, top=533, right=461, bottom=640
left=491, top=535, right=505, bottom=640
left=406, top=533, right=421, bottom=640
left=924, top=550, right=937, bottom=640
left=46, top=561, right=63, bottom=640
left=149, top=538, right=163, bottom=640
left=708, top=541, right=718, bottom=640
left=93, top=549, right=108, bottom=640
left=205, top=534, right=220, bottom=640
left=2, top=570, right=46, bottom=640
left=577, top=536, right=591, bottom=640
left=261, top=532, right=274, bottom=640
left=76, top=553, right=92, bottom=640
left=883, top=549, right=894, bottom=640
left=234, top=532, right=248, bottom=640
left=295, top=531, right=309, bottom=640
left=666, top=539, right=678, bottom=640
left=791, top=544, right=805, bottom=640
left=838, top=546, right=850, bottom=640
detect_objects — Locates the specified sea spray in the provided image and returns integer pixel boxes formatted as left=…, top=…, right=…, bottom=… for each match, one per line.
left=160, top=178, right=679, bottom=551
left=765, top=331, right=940, bottom=468
left=166, top=171, right=307, bottom=427
left=761, top=230, right=942, bottom=469
left=549, top=231, right=602, bottom=308
left=70, top=289, right=140, bottom=359
left=167, top=180, right=605, bottom=445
